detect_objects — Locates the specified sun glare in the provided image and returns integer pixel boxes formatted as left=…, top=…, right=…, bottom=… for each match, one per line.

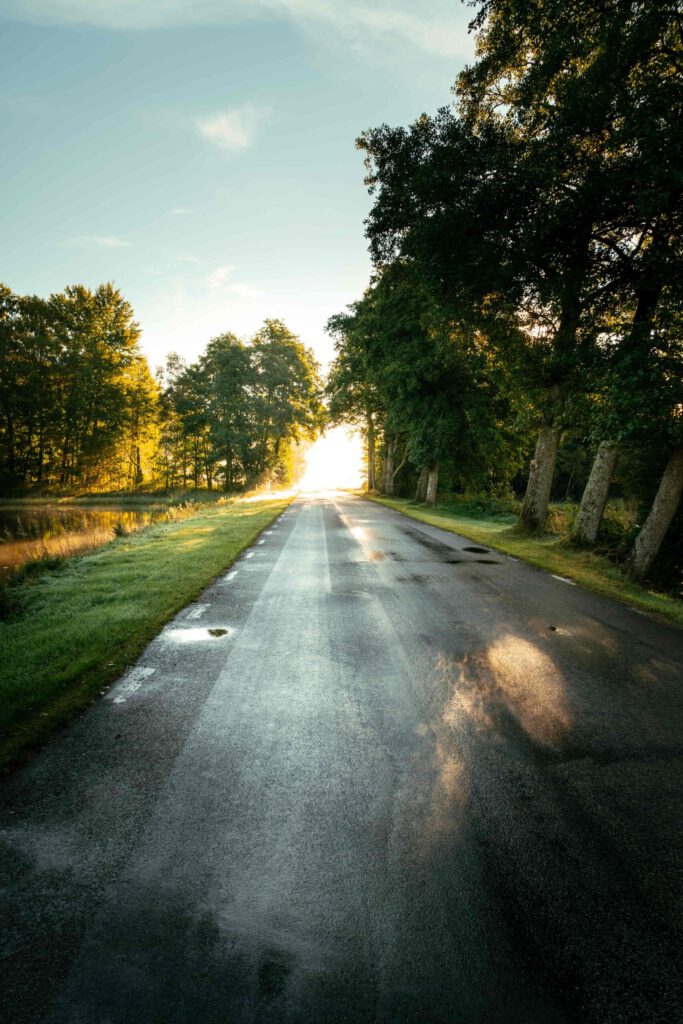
left=299, top=426, right=364, bottom=491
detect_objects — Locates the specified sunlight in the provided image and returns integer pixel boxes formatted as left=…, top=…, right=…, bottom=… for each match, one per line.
left=299, top=426, right=364, bottom=491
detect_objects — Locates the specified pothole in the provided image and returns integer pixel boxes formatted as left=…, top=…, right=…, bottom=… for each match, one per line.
left=463, top=546, right=490, bottom=554
left=208, top=628, right=229, bottom=637
left=476, top=559, right=500, bottom=564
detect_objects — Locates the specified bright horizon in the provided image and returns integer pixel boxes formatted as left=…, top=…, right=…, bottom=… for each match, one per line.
left=0, top=0, right=474, bottom=371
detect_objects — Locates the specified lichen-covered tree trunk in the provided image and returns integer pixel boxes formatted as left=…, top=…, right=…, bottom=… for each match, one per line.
left=573, top=440, right=619, bottom=546
left=381, top=436, right=395, bottom=495
left=415, top=467, right=429, bottom=502
left=425, top=462, right=440, bottom=506
left=627, top=448, right=683, bottom=581
left=366, top=412, right=376, bottom=491
left=520, top=425, right=562, bottom=531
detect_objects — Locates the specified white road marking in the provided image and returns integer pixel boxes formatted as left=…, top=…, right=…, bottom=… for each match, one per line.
left=551, top=574, right=576, bottom=585
left=258, top=539, right=265, bottom=545
left=186, top=603, right=210, bottom=620
left=245, top=552, right=254, bottom=559
left=110, top=666, right=156, bottom=704
left=225, top=570, right=238, bottom=581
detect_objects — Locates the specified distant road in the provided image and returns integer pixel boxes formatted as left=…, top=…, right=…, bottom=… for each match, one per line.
left=1, top=493, right=681, bottom=1023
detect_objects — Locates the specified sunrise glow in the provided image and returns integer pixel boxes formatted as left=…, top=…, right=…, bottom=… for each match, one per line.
left=299, top=426, right=364, bottom=491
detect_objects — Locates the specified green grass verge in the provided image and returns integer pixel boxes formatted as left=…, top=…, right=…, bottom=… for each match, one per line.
left=366, top=495, right=683, bottom=627
left=0, top=495, right=292, bottom=768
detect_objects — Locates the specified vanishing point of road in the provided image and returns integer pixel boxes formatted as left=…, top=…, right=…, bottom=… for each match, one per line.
left=1, top=493, right=681, bottom=1023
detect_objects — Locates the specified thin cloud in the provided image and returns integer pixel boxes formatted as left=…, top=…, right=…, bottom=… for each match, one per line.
left=207, top=264, right=237, bottom=288
left=176, top=254, right=202, bottom=264
left=206, top=266, right=262, bottom=298
left=69, top=234, right=131, bottom=249
left=351, top=8, right=469, bottom=59
left=172, top=207, right=194, bottom=215
left=196, top=105, right=265, bottom=152
left=6, top=2, right=472, bottom=60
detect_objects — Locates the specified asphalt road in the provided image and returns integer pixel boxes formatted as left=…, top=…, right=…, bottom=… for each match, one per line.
left=1, top=493, right=682, bottom=1024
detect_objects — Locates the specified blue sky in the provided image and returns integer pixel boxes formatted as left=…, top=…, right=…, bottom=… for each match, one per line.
left=0, top=1, right=475, bottom=369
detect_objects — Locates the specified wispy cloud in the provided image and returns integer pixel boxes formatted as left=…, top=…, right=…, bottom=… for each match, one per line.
left=69, top=234, right=131, bottom=249
left=172, top=207, right=194, bottom=215
left=196, top=105, right=266, bottom=152
left=207, top=264, right=236, bottom=288
left=176, top=253, right=202, bottom=264
left=350, top=8, right=470, bottom=59
left=206, top=265, right=262, bottom=299
left=6, top=2, right=473, bottom=60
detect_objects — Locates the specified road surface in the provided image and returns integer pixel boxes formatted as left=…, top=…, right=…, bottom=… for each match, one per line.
left=1, top=493, right=681, bottom=1023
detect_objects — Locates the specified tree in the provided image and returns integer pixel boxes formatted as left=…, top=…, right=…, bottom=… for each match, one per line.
left=250, top=320, right=323, bottom=483
left=200, top=334, right=254, bottom=491
left=326, top=311, right=382, bottom=491
left=359, top=0, right=683, bottom=531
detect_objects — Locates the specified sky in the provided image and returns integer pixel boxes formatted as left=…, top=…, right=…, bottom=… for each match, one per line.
left=0, top=0, right=476, bottom=371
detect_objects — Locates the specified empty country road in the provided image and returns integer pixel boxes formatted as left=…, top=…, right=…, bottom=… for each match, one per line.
left=1, top=492, right=681, bottom=1024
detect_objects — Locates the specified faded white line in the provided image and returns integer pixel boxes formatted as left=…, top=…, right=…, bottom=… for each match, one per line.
left=258, top=539, right=266, bottom=545
left=245, top=552, right=254, bottom=559
left=186, top=603, right=210, bottom=620
left=110, top=666, right=156, bottom=704
left=551, top=574, right=576, bottom=586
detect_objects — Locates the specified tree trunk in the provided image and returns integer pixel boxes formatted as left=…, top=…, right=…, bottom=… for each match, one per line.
left=415, top=467, right=429, bottom=502
left=627, top=448, right=683, bottom=581
left=425, top=462, right=440, bottom=506
left=225, top=444, right=233, bottom=492
left=135, top=446, right=143, bottom=489
left=573, top=440, right=619, bottom=546
left=520, top=424, right=562, bottom=531
left=382, top=436, right=395, bottom=495
left=366, top=412, right=376, bottom=491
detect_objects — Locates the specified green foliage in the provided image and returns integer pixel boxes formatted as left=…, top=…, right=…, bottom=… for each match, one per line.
left=342, top=0, right=683, bottom=574
left=0, top=284, right=322, bottom=498
left=326, top=262, right=525, bottom=495
left=153, top=320, right=322, bottom=492
left=0, top=282, right=159, bottom=492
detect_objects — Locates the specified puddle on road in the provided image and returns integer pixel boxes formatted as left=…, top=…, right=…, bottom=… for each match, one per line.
left=160, top=626, right=231, bottom=644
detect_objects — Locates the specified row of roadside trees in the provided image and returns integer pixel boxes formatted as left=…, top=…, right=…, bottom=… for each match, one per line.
left=0, top=282, right=322, bottom=494
left=326, top=0, right=682, bottom=583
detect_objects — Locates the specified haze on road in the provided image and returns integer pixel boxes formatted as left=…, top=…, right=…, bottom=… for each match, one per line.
left=1, top=493, right=681, bottom=1023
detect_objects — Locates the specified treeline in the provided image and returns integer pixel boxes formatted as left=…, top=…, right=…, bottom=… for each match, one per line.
left=0, top=282, right=322, bottom=493
left=327, top=0, right=682, bottom=584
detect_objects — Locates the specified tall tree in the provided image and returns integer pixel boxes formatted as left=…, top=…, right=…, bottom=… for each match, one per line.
left=360, top=0, right=683, bottom=531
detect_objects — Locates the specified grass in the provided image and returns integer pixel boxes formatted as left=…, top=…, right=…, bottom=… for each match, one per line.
left=0, top=494, right=292, bottom=768
left=366, top=494, right=683, bottom=627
